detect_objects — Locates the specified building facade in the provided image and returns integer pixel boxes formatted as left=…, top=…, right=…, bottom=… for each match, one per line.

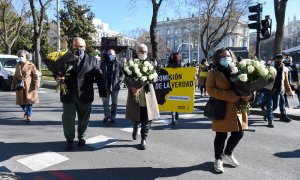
left=283, top=15, right=300, bottom=50
left=92, top=18, right=135, bottom=47
left=156, top=16, right=249, bottom=63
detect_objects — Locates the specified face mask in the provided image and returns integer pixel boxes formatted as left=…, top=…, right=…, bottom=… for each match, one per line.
left=107, top=54, right=115, bottom=61
left=138, top=53, right=147, bottom=60
left=73, top=48, right=85, bottom=58
left=18, top=57, right=26, bottom=63
left=219, top=57, right=232, bottom=67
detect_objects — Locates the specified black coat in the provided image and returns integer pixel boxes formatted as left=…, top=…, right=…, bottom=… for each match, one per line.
left=100, top=59, right=124, bottom=91
left=54, top=53, right=106, bottom=103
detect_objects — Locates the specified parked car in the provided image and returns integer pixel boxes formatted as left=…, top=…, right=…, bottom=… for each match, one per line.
left=0, top=54, right=43, bottom=91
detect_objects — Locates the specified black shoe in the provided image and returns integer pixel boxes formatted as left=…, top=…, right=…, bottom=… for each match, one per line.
left=267, top=124, right=274, bottom=128
left=110, top=119, right=116, bottom=123
left=65, top=139, right=73, bottom=151
left=78, top=139, right=86, bottom=147
left=169, top=120, right=176, bottom=125
left=132, top=123, right=138, bottom=140
left=103, top=116, right=110, bottom=123
left=280, top=117, right=292, bottom=122
left=139, top=139, right=146, bottom=150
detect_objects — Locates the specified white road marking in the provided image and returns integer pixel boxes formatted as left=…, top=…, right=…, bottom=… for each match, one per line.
left=120, top=127, right=141, bottom=134
left=86, top=135, right=116, bottom=149
left=153, top=119, right=170, bottom=124
left=179, top=114, right=195, bottom=118
left=17, top=152, right=69, bottom=171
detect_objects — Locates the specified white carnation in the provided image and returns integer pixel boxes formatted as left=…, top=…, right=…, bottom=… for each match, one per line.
left=129, top=60, right=134, bottom=66
left=143, top=61, right=150, bottom=67
left=229, top=62, right=236, bottom=68
left=134, top=58, right=139, bottom=63
left=127, top=70, right=132, bottom=75
left=148, top=65, right=154, bottom=71
left=134, top=67, right=140, bottom=74
left=137, top=73, right=142, bottom=77
left=252, top=61, right=260, bottom=68
left=239, top=60, right=247, bottom=67
left=140, top=76, right=147, bottom=82
left=238, top=74, right=248, bottom=82
left=247, top=65, right=255, bottom=73
left=153, top=72, right=158, bottom=78
left=134, top=63, right=139, bottom=68
left=124, top=66, right=129, bottom=72
left=260, top=68, right=269, bottom=76
left=148, top=74, right=155, bottom=80
left=142, top=66, right=148, bottom=72
left=246, top=59, right=252, bottom=65
left=231, top=67, right=239, bottom=74
left=269, top=66, right=277, bottom=77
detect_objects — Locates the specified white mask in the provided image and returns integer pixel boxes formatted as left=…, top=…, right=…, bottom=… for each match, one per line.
left=138, top=53, right=147, bottom=60
left=18, top=57, right=27, bottom=63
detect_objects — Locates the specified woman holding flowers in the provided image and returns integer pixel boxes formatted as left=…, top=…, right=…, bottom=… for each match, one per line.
left=206, top=47, right=252, bottom=173
left=124, top=44, right=160, bottom=150
left=11, top=50, right=39, bottom=122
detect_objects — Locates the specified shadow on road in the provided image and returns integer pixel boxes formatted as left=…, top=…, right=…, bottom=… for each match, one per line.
left=274, top=149, right=300, bottom=158
left=15, top=161, right=216, bottom=179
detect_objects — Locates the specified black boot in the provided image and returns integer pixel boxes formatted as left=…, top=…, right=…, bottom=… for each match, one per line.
left=139, top=139, right=146, bottom=150
left=132, top=122, right=139, bottom=140
left=65, top=139, right=73, bottom=151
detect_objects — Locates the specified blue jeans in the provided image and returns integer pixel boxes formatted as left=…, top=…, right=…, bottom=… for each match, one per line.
left=20, top=104, right=33, bottom=116
left=102, top=90, right=119, bottom=120
left=263, top=89, right=279, bottom=125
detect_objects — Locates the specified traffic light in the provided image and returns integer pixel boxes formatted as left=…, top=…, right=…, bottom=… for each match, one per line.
left=248, top=3, right=262, bottom=30
left=260, top=15, right=272, bottom=39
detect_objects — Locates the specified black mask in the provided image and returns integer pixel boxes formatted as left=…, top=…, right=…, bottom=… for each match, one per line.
left=73, top=48, right=85, bottom=58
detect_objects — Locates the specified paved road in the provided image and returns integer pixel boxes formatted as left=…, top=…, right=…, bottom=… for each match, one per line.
left=0, top=88, right=300, bottom=180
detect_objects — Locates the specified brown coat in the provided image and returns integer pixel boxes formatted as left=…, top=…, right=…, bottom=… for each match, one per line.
left=206, top=69, right=248, bottom=132
left=11, top=61, right=39, bottom=105
left=125, top=84, right=160, bottom=122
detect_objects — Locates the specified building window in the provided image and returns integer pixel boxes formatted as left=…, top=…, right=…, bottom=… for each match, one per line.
left=166, top=53, right=170, bottom=58
left=174, top=29, right=178, bottom=35
left=167, top=40, right=170, bottom=48
left=174, top=40, right=177, bottom=48
left=181, top=52, right=187, bottom=58
left=243, top=28, right=247, bottom=36
left=288, top=27, right=293, bottom=34
left=167, top=29, right=170, bottom=35
left=231, top=37, right=235, bottom=46
left=193, top=53, right=197, bottom=60
left=242, top=40, right=247, bottom=47
left=156, top=30, right=160, bottom=36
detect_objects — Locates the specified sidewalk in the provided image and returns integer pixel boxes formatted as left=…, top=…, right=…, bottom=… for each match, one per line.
left=193, top=90, right=300, bottom=120
left=42, top=80, right=300, bottom=120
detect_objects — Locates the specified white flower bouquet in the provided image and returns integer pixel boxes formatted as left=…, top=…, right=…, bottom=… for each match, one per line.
left=123, top=59, right=158, bottom=103
left=229, top=59, right=277, bottom=113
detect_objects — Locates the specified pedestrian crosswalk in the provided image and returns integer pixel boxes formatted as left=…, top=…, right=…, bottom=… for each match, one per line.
left=86, top=135, right=116, bottom=149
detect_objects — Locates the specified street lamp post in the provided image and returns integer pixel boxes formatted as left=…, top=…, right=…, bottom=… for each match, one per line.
left=57, top=0, right=60, bottom=51
left=184, top=29, right=191, bottom=64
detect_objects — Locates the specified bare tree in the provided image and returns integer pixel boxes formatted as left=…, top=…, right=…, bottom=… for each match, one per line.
left=0, top=0, right=29, bottom=54
left=186, top=0, right=252, bottom=58
left=136, top=30, right=169, bottom=59
left=29, top=0, right=52, bottom=70
left=273, top=0, right=288, bottom=55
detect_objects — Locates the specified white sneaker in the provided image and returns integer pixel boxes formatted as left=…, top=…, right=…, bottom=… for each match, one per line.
left=222, top=154, right=239, bottom=167
left=214, top=159, right=224, bottom=173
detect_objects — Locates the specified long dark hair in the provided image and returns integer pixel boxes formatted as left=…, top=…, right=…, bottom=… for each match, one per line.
left=168, top=52, right=181, bottom=65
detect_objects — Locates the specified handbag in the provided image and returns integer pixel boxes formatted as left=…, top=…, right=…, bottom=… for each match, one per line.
left=204, top=97, right=227, bottom=120
left=15, top=63, right=24, bottom=90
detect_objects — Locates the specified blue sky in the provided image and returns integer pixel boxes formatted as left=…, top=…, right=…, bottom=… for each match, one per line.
left=52, top=0, right=300, bottom=34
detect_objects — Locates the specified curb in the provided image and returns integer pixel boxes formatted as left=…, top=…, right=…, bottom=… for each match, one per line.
left=194, top=105, right=300, bottom=121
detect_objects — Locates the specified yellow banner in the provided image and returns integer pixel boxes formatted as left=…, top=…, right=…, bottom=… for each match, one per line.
left=154, top=67, right=196, bottom=113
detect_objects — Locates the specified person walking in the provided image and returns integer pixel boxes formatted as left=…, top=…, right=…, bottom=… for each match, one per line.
left=206, top=47, right=253, bottom=173
left=100, top=49, right=124, bottom=123
left=55, top=37, right=106, bottom=151
left=263, top=54, right=293, bottom=128
left=198, top=58, right=209, bottom=97
left=125, top=44, right=160, bottom=150
left=167, top=52, right=183, bottom=125
left=11, top=50, right=40, bottom=122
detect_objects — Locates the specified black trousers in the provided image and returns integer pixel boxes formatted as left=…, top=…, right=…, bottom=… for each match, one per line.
left=140, top=107, right=150, bottom=140
left=214, top=131, right=244, bottom=160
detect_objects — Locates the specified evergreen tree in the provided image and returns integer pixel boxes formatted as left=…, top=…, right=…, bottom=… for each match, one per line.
left=59, top=0, right=96, bottom=55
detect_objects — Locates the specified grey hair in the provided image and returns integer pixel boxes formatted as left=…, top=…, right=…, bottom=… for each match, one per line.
left=137, top=44, right=148, bottom=51
left=17, top=50, right=31, bottom=60
left=73, top=37, right=86, bottom=47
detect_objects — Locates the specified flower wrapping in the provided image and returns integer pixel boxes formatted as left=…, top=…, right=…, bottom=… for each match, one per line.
left=229, top=59, right=277, bottom=113
left=42, top=50, right=76, bottom=95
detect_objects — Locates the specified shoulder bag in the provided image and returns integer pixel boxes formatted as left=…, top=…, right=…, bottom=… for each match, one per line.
left=15, top=63, right=24, bottom=90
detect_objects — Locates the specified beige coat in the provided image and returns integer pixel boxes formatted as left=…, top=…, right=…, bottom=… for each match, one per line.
left=11, top=61, right=39, bottom=105
left=125, top=83, right=160, bottom=122
left=206, top=69, right=248, bottom=132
